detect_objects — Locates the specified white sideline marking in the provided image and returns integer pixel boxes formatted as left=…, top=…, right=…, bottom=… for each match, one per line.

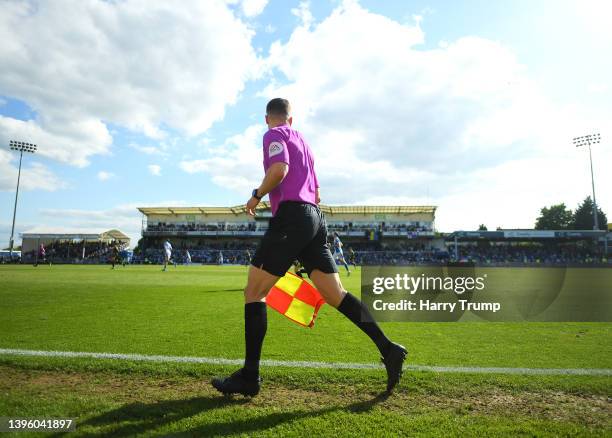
left=0, top=348, right=610, bottom=376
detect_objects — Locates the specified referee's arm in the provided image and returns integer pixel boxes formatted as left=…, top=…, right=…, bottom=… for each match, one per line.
left=246, top=162, right=288, bottom=216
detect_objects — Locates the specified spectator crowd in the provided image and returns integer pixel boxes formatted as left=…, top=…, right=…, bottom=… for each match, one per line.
left=145, top=221, right=433, bottom=234
left=20, top=240, right=128, bottom=264
left=7, top=237, right=609, bottom=267
left=132, top=243, right=609, bottom=267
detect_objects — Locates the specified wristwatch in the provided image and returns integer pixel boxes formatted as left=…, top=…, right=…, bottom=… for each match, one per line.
left=252, top=188, right=262, bottom=200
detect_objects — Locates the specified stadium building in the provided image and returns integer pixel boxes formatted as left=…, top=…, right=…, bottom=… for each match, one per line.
left=20, top=229, right=130, bottom=263
left=137, top=205, right=610, bottom=266
left=446, top=229, right=610, bottom=265
left=137, top=203, right=438, bottom=263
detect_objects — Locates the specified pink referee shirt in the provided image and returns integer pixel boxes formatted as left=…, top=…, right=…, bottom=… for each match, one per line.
left=262, top=123, right=319, bottom=216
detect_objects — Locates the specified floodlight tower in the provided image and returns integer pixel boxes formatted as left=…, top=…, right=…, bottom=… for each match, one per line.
left=8, top=140, right=37, bottom=258
left=572, top=133, right=601, bottom=230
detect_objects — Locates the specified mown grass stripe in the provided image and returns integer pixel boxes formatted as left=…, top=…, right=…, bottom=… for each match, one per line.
left=1, top=348, right=611, bottom=376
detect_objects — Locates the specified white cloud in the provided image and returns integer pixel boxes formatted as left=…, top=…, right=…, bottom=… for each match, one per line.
left=148, top=164, right=161, bottom=176
left=202, top=0, right=612, bottom=230
left=0, top=149, right=65, bottom=192
left=291, top=1, right=314, bottom=28
left=587, top=83, right=609, bottom=94
left=0, top=115, right=112, bottom=168
left=35, top=201, right=189, bottom=247
left=97, top=171, right=114, bottom=181
left=265, top=1, right=612, bottom=229
left=0, top=0, right=261, bottom=167
left=37, top=205, right=146, bottom=247
left=180, top=124, right=264, bottom=193
left=574, top=0, right=612, bottom=43
left=129, top=142, right=169, bottom=157
left=241, top=0, right=268, bottom=17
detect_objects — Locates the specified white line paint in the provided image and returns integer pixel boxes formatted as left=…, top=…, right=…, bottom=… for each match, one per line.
left=0, top=348, right=610, bottom=376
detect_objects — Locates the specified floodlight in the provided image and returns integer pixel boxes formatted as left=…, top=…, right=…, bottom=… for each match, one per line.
left=7, top=140, right=39, bottom=258
left=572, top=133, right=601, bottom=230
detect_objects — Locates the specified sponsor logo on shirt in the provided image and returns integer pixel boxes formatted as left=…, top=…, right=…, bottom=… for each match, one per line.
left=268, top=141, right=284, bottom=158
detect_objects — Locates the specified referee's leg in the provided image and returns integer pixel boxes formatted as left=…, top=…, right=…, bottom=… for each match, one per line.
left=309, top=269, right=408, bottom=393
left=309, top=269, right=391, bottom=353
left=243, top=265, right=280, bottom=378
left=244, top=264, right=279, bottom=303
left=211, top=265, right=280, bottom=396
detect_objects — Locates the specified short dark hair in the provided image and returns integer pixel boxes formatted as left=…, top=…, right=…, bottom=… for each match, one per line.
left=266, top=98, right=291, bottom=118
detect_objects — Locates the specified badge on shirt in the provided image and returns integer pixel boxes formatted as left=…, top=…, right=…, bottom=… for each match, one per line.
left=268, top=141, right=284, bottom=158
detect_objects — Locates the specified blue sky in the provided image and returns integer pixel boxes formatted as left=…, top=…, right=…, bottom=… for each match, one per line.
left=1, top=0, right=610, bottom=247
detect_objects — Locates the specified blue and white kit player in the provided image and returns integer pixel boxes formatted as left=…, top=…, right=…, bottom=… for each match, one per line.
left=162, top=240, right=174, bottom=271
left=333, top=232, right=350, bottom=276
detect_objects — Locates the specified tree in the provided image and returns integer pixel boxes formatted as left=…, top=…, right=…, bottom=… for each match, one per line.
left=535, top=203, right=573, bottom=230
left=572, top=196, right=608, bottom=230
left=478, top=224, right=488, bottom=231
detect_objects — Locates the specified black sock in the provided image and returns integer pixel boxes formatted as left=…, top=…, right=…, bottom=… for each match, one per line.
left=243, top=302, right=267, bottom=380
left=337, top=292, right=391, bottom=356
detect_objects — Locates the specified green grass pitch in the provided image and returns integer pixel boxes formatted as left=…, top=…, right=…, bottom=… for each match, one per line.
left=0, top=264, right=610, bottom=436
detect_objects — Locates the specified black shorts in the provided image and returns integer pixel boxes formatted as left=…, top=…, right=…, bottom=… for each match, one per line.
left=251, top=201, right=338, bottom=277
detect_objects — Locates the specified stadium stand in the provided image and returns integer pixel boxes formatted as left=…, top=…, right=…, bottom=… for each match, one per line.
left=19, top=229, right=130, bottom=264
left=11, top=206, right=608, bottom=266
left=136, top=204, right=610, bottom=266
left=136, top=203, right=437, bottom=264
left=447, top=230, right=609, bottom=266
left=0, top=250, right=21, bottom=263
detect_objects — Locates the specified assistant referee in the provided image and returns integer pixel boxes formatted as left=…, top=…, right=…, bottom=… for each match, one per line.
left=212, top=98, right=407, bottom=397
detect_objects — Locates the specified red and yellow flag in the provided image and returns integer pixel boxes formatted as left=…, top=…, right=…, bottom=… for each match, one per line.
left=266, top=272, right=325, bottom=328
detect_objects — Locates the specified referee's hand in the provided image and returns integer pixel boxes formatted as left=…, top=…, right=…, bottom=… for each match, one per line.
left=246, top=196, right=259, bottom=216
